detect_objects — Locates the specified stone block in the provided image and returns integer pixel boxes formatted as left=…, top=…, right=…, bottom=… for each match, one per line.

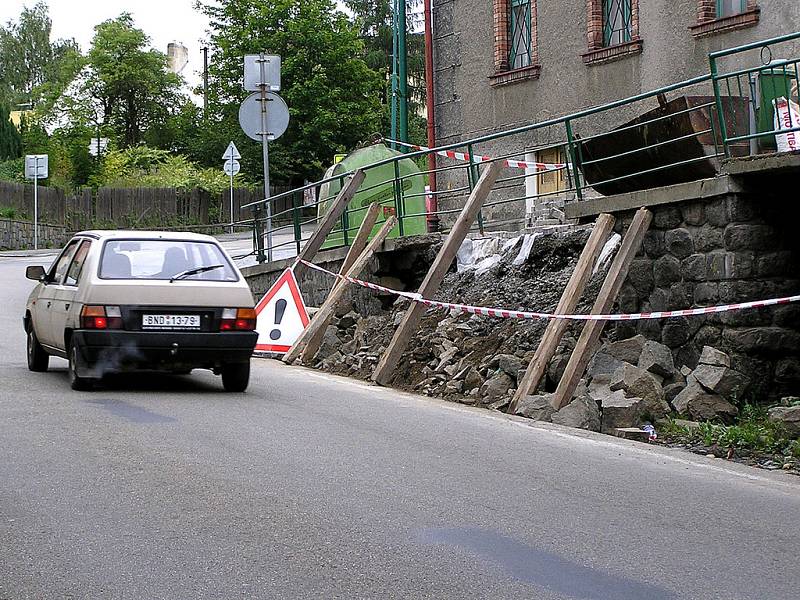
left=610, top=363, right=670, bottom=418
left=668, top=283, right=693, bottom=311
left=653, top=206, right=682, bottom=229
left=772, top=305, right=800, bottom=327
left=637, top=318, right=663, bottom=341
left=704, top=198, right=729, bottom=227
left=662, top=317, right=691, bottom=348
left=699, top=345, right=730, bottom=367
left=672, top=377, right=738, bottom=421
left=600, top=390, right=644, bottom=434
left=551, top=396, right=601, bottom=431
left=618, top=285, right=639, bottom=314
left=767, top=406, right=800, bottom=437
left=775, top=358, right=800, bottom=382
left=693, top=282, right=719, bottom=305
left=605, top=334, right=647, bottom=364
left=663, top=382, right=685, bottom=404
left=627, top=258, right=654, bottom=294
left=480, top=372, right=515, bottom=403
left=648, top=288, right=669, bottom=311
left=693, top=364, right=749, bottom=399
left=674, top=344, right=701, bottom=372
left=638, top=340, right=676, bottom=377
left=706, top=251, right=753, bottom=281
left=681, top=202, right=706, bottom=226
left=718, top=280, right=764, bottom=303
left=681, top=254, right=707, bottom=281
left=693, top=225, right=724, bottom=252
left=587, top=351, right=625, bottom=379
left=653, top=255, right=682, bottom=287
left=643, top=230, right=665, bottom=258
left=665, top=228, right=694, bottom=259
left=724, top=224, right=777, bottom=251
left=756, top=251, right=794, bottom=278
left=491, top=354, right=523, bottom=378
left=719, top=307, right=772, bottom=327
left=723, top=327, right=800, bottom=354
left=726, top=196, right=759, bottom=222
left=515, top=394, right=555, bottom=421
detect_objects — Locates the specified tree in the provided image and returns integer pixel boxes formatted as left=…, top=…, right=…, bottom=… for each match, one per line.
left=197, top=0, right=384, bottom=185
left=0, top=102, right=22, bottom=161
left=0, top=2, right=80, bottom=105
left=83, top=14, right=184, bottom=147
left=344, top=0, right=427, bottom=143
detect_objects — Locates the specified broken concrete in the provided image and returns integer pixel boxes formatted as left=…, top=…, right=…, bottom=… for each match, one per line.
left=552, top=396, right=601, bottom=431
left=671, top=377, right=738, bottom=421
left=515, top=394, right=556, bottom=421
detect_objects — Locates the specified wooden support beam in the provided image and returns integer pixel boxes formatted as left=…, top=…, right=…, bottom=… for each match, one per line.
left=507, top=213, right=615, bottom=414
left=551, top=208, right=652, bottom=410
left=371, top=160, right=505, bottom=386
left=285, top=215, right=397, bottom=366
left=292, top=169, right=366, bottom=278
left=283, top=203, right=381, bottom=364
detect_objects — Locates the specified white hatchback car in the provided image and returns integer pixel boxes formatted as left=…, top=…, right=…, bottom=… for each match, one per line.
left=24, top=231, right=258, bottom=391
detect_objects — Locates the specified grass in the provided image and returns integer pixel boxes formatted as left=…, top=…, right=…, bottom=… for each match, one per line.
left=0, top=206, right=18, bottom=219
left=660, top=404, right=800, bottom=460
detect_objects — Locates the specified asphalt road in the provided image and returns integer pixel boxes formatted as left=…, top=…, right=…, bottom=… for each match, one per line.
left=1, top=253, right=799, bottom=600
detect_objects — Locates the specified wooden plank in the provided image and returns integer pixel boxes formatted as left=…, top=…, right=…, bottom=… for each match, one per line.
left=551, top=207, right=653, bottom=410
left=507, top=213, right=615, bottom=414
left=285, top=215, right=396, bottom=366
left=371, top=160, right=505, bottom=385
left=283, top=202, right=381, bottom=364
left=291, top=170, right=365, bottom=276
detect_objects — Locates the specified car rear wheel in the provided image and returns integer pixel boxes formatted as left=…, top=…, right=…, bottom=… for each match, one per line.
left=221, top=362, right=250, bottom=392
left=68, top=340, right=94, bottom=391
left=27, top=326, right=49, bottom=372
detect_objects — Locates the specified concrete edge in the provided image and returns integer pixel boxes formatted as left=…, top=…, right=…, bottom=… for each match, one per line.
left=564, top=176, right=742, bottom=220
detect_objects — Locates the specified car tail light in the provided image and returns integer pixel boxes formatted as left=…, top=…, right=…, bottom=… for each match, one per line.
left=221, top=308, right=256, bottom=331
left=81, top=305, right=123, bottom=329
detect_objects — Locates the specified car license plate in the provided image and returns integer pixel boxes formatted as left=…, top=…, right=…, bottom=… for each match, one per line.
left=142, top=314, right=200, bottom=329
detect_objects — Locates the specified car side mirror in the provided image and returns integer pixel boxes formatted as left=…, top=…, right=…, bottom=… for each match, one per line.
left=26, top=265, right=46, bottom=281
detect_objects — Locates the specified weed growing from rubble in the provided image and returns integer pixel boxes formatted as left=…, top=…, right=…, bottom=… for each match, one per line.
left=662, top=405, right=799, bottom=459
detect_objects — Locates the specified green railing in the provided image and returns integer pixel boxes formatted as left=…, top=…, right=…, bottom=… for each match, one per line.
left=242, top=31, right=800, bottom=264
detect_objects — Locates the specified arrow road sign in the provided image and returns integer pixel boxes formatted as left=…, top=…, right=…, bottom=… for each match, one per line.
left=223, top=141, right=241, bottom=161
left=238, top=92, right=290, bottom=142
left=224, top=159, right=241, bottom=176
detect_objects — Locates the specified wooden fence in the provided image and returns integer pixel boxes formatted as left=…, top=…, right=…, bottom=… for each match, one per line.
left=0, top=181, right=296, bottom=231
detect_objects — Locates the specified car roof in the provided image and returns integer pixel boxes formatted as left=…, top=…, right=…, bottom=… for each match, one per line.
left=73, top=230, right=219, bottom=243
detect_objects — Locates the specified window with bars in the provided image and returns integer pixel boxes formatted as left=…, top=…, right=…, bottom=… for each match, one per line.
left=509, top=0, right=532, bottom=69
left=717, top=0, right=747, bottom=17
left=603, top=0, right=632, bottom=47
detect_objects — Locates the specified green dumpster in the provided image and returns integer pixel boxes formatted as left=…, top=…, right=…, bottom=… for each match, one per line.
left=757, top=63, right=799, bottom=149
left=319, top=144, right=428, bottom=249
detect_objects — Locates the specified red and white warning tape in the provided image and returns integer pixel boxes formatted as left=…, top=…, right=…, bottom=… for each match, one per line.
left=384, top=139, right=567, bottom=172
left=297, top=259, right=800, bottom=321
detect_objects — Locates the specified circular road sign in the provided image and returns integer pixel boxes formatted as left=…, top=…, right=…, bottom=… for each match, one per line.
left=224, top=159, right=241, bottom=176
left=238, top=92, right=290, bottom=142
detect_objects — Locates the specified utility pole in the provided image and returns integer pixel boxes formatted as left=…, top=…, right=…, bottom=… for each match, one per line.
left=390, top=0, right=399, bottom=150
left=397, top=0, right=409, bottom=144
left=202, top=47, right=209, bottom=116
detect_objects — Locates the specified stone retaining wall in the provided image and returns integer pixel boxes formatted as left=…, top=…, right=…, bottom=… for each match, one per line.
left=610, top=194, right=800, bottom=402
left=0, top=219, right=70, bottom=250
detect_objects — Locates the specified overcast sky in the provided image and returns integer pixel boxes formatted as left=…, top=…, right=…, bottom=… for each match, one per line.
left=1, top=0, right=211, bottom=91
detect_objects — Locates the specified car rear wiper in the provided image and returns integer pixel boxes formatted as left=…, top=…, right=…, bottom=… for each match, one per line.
left=170, top=264, right=224, bottom=282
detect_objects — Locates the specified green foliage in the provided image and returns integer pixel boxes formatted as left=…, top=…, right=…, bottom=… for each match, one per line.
left=663, top=405, right=798, bottom=457
left=0, top=206, right=18, bottom=218
left=197, top=0, right=384, bottom=185
left=0, top=102, right=22, bottom=160
left=84, top=14, right=184, bottom=147
left=92, top=146, right=238, bottom=195
left=0, top=157, right=24, bottom=182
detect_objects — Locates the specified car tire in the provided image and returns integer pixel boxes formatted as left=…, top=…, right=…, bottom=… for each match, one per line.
left=68, top=340, right=94, bottom=391
left=27, top=326, right=49, bottom=372
left=221, top=362, right=250, bottom=392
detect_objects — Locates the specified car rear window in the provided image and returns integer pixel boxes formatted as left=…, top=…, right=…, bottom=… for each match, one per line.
left=99, top=240, right=238, bottom=281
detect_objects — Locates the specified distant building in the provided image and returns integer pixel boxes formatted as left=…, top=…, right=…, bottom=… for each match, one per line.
left=167, top=42, right=189, bottom=75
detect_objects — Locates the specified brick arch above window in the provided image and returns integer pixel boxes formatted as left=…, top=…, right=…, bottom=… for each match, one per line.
left=490, top=0, right=541, bottom=87
left=690, top=0, right=760, bottom=38
left=582, top=0, right=643, bottom=66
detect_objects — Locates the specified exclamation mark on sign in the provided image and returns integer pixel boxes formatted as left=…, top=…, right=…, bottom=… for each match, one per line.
left=270, top=299, right=287, bottom=340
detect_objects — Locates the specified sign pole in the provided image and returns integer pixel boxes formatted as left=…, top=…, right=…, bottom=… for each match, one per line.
left=229, top=169, right=235, bottom=234
left=259, top=52, right=273, bottom=263
left=33, top=156, right=39, bottom=250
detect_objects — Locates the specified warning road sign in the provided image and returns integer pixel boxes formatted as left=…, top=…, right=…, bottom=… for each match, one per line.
left=254, top=269, right=310, bottom=353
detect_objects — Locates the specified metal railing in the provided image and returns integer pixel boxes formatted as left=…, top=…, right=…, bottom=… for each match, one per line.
left=241, top=31, right=800, bottom=264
